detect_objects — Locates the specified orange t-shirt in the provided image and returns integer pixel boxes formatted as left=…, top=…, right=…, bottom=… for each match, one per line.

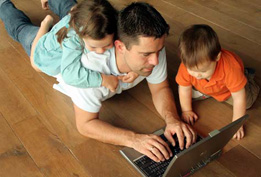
left=175, top=49, right=247, bottom=101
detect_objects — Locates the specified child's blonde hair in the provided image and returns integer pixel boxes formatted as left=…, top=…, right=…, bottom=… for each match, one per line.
left=56, top=0, right=118, bottom=45
left=178, top=24, right=221, bottom=68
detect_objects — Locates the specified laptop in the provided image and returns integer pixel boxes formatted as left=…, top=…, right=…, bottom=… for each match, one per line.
left=120, top=114, right=249, bottom=177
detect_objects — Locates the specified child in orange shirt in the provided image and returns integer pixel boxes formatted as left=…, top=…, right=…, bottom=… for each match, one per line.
left=175, top=24, right=260, bottom=140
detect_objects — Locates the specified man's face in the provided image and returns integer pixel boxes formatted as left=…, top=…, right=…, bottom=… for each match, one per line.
left=122, top=36, right=166, bottom=76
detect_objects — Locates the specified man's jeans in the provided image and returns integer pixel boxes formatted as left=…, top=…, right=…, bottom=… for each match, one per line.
left=0, top=0, right=76, bottom=56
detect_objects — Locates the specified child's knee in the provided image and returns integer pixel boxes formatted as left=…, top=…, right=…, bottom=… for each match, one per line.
left=31, top=64, right=42, bottom=72
left=245, top=80, right=260, bottom=109
left=30, top=57, right=41, bottom=72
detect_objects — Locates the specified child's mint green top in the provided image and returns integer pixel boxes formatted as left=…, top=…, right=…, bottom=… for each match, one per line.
left=34, top=14, right=102, bottom=88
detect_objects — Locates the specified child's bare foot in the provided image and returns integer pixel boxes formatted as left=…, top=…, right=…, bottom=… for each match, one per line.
left=41, top=0, right=49, bottom=10
left=41, top=15, right=53, bottom=30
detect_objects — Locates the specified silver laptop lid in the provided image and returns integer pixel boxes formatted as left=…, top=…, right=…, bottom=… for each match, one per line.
left=163, top=114, right=249, bottom=177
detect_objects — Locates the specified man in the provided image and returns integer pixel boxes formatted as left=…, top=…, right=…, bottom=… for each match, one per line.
left=53, top=2, right=196, bottom=162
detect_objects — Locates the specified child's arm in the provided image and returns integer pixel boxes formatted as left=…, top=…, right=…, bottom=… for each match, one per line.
left=102, top=72, right=138, bottom=92
left=30, top=15, right=53, bottom=72
left=119, top=72, right=139, bottom=83
left=101, top=74, right=119, bottom=92
left=231, top=88, right=246, bottom=140
left=179, top=85, right=198, bottom=125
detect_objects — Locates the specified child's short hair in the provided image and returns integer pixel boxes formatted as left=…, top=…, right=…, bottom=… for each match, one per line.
left=178, top=24, right=221, bottom=68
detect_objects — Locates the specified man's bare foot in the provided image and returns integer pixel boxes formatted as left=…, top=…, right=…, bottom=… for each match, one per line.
left=41, top=15, right=54, bottom=30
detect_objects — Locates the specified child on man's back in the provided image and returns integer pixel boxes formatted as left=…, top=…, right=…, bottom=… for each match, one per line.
left=175, top=24, right=259, bottom=140
left=31, top=0, right=138, bottom=92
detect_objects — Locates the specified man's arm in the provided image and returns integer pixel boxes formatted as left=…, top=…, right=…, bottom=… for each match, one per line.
left=73, top=104, right=172, bottom=162
left=148, top=79, right=197, bottom=150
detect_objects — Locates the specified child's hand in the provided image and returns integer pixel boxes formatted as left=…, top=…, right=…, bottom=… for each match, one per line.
left=119, top=72, right=139, bottom=83
left=233, top=125, right=244, bottom=140
left=101, top=74, right=119, bottom=92
left=181, top=111, right=198, bottom=125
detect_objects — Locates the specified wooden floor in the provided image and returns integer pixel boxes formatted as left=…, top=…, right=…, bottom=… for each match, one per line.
left=0, top=0, right=260, bottom=176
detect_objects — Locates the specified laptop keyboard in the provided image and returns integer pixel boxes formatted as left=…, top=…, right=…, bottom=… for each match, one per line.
left=133, top=134, right=201, bottom=177
left=134, top=155, right=172, bottom=177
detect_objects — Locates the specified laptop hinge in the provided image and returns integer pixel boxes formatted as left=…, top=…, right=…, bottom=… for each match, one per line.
left=209, top=130, right=220, bottom=137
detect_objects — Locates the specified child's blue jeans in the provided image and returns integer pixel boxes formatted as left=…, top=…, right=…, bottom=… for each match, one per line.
left=0, top=0, right=76, bottom=56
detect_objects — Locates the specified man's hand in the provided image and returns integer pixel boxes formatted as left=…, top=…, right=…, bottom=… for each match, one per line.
left=164, top=120, right=197, bottom=150
left=101, top=74, right=119, bottom=92
left=233, top=125, right=244, bottom=140
left=41, top=0, right=49, bottom=10
left=131, top=134, right=173, bottom=162
left=181, top=110, right=198, bottom=125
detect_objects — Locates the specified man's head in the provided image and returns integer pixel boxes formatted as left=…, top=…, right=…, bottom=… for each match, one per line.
left=178, top=24, right=221, bottom=80
left=115, top=2, right=169, bottom=76
left=117, top=2, right=169, bottom=50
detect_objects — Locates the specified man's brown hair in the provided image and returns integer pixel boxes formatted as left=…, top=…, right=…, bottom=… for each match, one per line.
left=117, top=2, right=169, bottom=50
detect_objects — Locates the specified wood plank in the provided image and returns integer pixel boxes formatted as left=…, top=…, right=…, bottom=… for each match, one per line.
left=196, top=0, right=261, bottom=29
left=244, top=98, right=261, bottom=128
left=127, top=81, right=160, bottom=115
left=73, top=138, right=140, bottom=177
left=0, top=46, right=90, bottom=176
left=166, top=0, right=261, bottom=44
left=0, top=113, right=44, bottom=177
left=104, top=92, right=165, bottom=134
left=219, top=0, right=261, bottom=13
left=218, top=145, right=261, bottom=177
left=239, top=121, right=261, bottom=158
left=191, top=161, right=235, bottom=177
left=0, top=27, right=86, bottom=148
left=0, top=65, right=37, bottom=124
left=13, top=115, right=90, bottom=177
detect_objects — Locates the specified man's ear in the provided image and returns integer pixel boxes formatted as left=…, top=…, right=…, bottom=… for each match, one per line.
left=216, top=52, right=221, bottom=61
left=114, top=40, right=126, bottom=53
